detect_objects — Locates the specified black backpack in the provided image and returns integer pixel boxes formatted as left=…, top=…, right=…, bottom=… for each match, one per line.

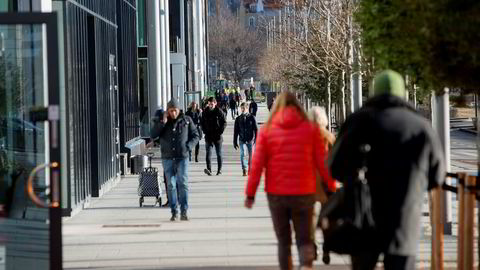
left=318, top=144, right=376, bottom=255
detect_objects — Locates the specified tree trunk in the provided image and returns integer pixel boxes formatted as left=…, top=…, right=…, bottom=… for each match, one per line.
left=340, top=69, right=347, bottom=124
left=327, top=71, right=332, bottom=132
left=413, top=83, right=417, bottom=109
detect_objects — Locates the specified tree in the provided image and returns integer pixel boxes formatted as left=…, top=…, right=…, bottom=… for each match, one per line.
left=208, top=8, right=264, bottom=85
left=356, top=0, right=480, bottom=91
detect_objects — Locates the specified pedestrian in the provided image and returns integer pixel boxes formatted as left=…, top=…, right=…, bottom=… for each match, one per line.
left=201, top=97, right=227, bottom=176
left=234, top=102, right=258, bottom=176
left=308, top=106, right=336, bottom=264
left=268, top=96, right=276, bottom=111
left=328, top=70, right=445, bottom=270
left=186, top=101, right=203, bottom=163
left=245, top=88, right=250, bottom=101
left=249, top=99, right=258, bottom=117
left=235, top=90, right=241, bottom=109
left=215, top=89, right=221, bottom=104
left=250, top=86, right=255, bottom=101
left=229, top=92, right=238, bottom=119
left=147, top=108, right=172, bottom=207
left=150, top=99, right=200, bottom=221
left=245, top=92, right=335, bottom=270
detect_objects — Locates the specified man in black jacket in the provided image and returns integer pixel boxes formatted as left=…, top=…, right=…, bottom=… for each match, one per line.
left=328, top=70, right=445, bottom=270
left=234, top=102, right=258, bottom=176
left=150, top=99, right=200, bottom=221
left=201, top=97, right=227, bottom=176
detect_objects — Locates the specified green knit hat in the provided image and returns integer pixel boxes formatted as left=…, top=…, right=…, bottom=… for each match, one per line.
left=370, top=70, right=406, bottom=98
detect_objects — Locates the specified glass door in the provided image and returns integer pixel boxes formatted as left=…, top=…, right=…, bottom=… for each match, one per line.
left=0, top=13, right=61, bottom=270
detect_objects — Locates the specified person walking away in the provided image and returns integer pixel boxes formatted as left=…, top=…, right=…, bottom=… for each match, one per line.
left=201, top=97, right=227, bottom=176
left=150, top=99, right=200, bottom=221
left=235, top=90, right=241, bottom=109
left=244, top=92, right=335, bottom=270
left=245, top=88, right=250, bottom=101
left=249, top=99, right=258, bottom=117
left=186, top=101, right=203, bottom=162
left=328, top=70, right=445, bottom=270
left=234, top=102, right=258, bottom=176
left=250, top=86, right=255, bottom=101
left=229, top=92, right=238, bottom=120
left=308, top=106, right=336, bottom=264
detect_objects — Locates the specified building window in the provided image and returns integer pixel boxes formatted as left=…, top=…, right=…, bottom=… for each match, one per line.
left=136, top=0, right=147, bottom=46
left=249, top=17, right=255, bottom=27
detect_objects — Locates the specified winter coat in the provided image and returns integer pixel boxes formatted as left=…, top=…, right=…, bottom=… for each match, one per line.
left=246, top=107, right=335, bottom=197
left=249, top=102, right=258, bottom=116
left=233, top=113, right=258, bottom=146
left=186, top=108, right=203, bottom=139
left=229, top=93, right=237, bottom=108
left=201, top=106, right=227, bottom=142
left=328, top=94, right=445, bottom=256
left=150, top=113, right=200, bottom=159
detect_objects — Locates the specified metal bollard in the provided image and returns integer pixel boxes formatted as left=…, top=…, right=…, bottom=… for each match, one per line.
left=464, top=175, right=476, bottom=270
left=431, top=187, right=444, bottom=270
left=457, top=172, right=467, bottom=270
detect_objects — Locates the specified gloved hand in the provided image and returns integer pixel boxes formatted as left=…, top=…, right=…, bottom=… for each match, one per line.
left=234, top=144, right=238, bottom=150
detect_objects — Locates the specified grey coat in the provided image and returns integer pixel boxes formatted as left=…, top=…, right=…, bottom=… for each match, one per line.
left=150, top=113, right=200, bottom=159
left=328, top=94, right=445, bottom=256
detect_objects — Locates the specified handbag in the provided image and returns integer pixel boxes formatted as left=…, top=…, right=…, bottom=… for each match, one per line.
left=318, top=144, right=376, bottom=255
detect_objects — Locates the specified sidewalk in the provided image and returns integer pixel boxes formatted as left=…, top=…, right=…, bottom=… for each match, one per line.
left=63, top=103, right=464, bottom=269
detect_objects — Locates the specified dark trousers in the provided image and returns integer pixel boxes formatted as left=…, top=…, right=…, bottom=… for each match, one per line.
left=205, top=139, right=223, bottom=172
left=189, top=142, right=200, bottom=161
left=267, top=194, right=316, bottom=270
left=351, top=253, right=416, bottom=270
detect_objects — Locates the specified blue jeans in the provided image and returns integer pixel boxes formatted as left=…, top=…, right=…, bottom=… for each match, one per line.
left=240, top=141, right=253, bottom=170
left=162, top=158, right=189, bottom=215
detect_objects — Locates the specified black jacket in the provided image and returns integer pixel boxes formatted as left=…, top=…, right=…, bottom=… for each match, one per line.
left=150, top=113, right=200, bottom=159
left=201, top=107, right=227, bottom=142
left=233, top=113, right=257, bottom=146
left=186, top=108, right=203, bottom=138
left=328, top=94, right=445, bottom=256
left=249, top=102, right=258, bottom=116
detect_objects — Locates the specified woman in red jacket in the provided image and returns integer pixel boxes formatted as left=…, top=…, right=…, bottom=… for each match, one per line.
left=244, top=92, right=335, bottom=270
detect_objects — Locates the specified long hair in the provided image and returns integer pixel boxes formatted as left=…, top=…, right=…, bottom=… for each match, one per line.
left=189, top=101, right=198, bottom=113
left=265, top=91, right=308, bottom=128
left=309, top=106, right=335, bottom=146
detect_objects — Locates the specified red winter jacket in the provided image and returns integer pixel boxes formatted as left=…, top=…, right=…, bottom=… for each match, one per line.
left=246, top=107, right=336, bottom=198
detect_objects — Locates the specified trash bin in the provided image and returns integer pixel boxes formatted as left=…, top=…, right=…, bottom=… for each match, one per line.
left=130, top=155, right=149, bottom=175
left=125, top=138, right=147, bottom=175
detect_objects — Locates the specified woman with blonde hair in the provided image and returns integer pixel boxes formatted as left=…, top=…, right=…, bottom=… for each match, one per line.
left=185, top=101, right=202, bottom=162
left=309, top=106, right=336, bottom=265
left=244, top=92, right=335, bottom=270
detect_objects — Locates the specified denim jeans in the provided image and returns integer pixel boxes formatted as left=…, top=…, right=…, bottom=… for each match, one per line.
left=239, top=141, right=253, bottom=170
left=162, top=158, right=189, bottom=215
left=205, top=138, right=223, bottom=172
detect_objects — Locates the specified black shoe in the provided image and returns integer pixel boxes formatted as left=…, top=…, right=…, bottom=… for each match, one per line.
left=322, top=251, right=330, bottom=265
left=180, top=213, right=189, bottom=221
left=170, top=214, right=178, bottom=222
left=204, top=168, right=212, bottom=176
left=195, top=157, right=199, bottom=163
left=242, top=169, right=247, bottom=176
left=216, top=170, right=222, bottom=175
